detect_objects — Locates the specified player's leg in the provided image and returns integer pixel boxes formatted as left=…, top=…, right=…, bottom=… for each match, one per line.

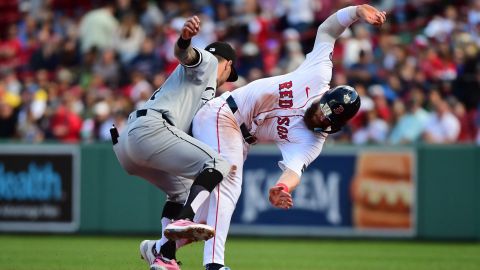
left=158, top=201, right=183, bottom=259
left=125, top=115, right=231, bottom=232
left=147, top=126, right=230, bottom=223
left=146, top=172, right=217, bottom=253
left=139, top=200, right=183, bottom=262
left=114, top=131, right=184, bottom=268
left=115, top=121, right=197, bottom=233
left=124, top=113, right=230, bottom=180
left=203, top=162, right=244, bottom=269
left=112, top=128, right=139, bottom=176
left=152, top=127, right=231, bottom=240
left=191, top=99, right=247, bottom=269
left=136, top=170, right=187, bottom=260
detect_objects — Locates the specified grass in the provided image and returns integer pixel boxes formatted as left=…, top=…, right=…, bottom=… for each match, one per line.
left=0, top=235, right=479, bottom=270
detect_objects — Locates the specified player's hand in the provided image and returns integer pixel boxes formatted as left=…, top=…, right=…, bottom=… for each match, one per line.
left=269, top=186, right=293, bottom=209
left=181, top=15, right=201, bottom=40
left=357, top=4, right=386, bottom=26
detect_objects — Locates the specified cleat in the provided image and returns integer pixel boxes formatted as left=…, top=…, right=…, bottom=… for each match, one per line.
left=140, top=240, right=181, bottom=270
left=176, top=238, right=194, bottom=250
left=150, top=256, right=181, bottom=270
left=164, top=219, right=215, bottom=241
left=140, top=240, right=158, bottom=265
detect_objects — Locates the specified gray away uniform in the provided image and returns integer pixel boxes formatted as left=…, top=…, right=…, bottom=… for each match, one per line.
left=113, top=48, right=230, bottom=203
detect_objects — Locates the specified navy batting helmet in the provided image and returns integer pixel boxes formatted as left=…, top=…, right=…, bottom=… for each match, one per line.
left=304, top=85, right=361, bottom=134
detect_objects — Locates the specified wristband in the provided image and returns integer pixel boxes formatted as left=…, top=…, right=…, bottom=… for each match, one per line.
left=276, top=183, right=289, bottom=193
left=177, top=37, right=191, bottom=50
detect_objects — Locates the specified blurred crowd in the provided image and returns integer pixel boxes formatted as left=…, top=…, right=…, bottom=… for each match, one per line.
left=0, top=0, right=479, bottom=145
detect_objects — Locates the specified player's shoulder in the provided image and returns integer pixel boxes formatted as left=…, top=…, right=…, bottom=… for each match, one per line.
left=199, top=47, right=218, bottom=64
left=183, top=47, right=218, bottom=69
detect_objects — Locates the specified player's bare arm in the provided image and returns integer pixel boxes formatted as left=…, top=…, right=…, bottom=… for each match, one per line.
left=174, top=15, right=201, bottom=66
left=316, top=4, right=387, bottom=44
left=268, top=168, right=299, bottom=209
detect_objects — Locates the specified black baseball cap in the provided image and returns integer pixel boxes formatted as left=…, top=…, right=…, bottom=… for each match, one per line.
left=205, top=42, right=238, bottom=82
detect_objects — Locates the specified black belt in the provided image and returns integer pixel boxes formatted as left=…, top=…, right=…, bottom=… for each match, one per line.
left=136, top=109, right=174, bottom=126
left=111, top=109, right=153, bottom=145
left=226, top=96, right=257, bottom=144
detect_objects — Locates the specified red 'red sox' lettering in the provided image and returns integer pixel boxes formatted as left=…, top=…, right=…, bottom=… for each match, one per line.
left=279, top=81, right=293, bottom=108
left=277, top=117, right=290, bottom=139
left=277, top=81, right=293, bottom=140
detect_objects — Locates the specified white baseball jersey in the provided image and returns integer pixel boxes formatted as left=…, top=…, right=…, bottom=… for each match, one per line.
left=191, top=7, right=363, bottom=266
left=230, top=41, right=334, bottom=176
left=191, top=40, right=335, bottom=266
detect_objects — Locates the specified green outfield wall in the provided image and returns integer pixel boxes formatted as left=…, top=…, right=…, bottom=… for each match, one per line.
left=1, top=143, right=479, bottom=239
left=416, top=145, right=480, bottom=240
left=79, top=144, right=166, bottom=233
left=75, top=144, right=480, bottom=240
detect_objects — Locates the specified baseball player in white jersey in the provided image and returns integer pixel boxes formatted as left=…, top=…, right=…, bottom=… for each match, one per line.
left=165, top=5, right=387, bottom=270
left=112, top=16, right=240, bottom=270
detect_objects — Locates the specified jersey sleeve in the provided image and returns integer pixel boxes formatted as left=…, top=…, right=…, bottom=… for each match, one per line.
left=296, top=41, right=334, bottom=87
left=276, top=128, right=327, bottom=177
left=183, top=48, right=218, bottom=83
left=301, top=42, right=334, bottom=69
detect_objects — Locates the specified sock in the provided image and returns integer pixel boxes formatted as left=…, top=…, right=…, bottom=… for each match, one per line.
left=205, top=263, right=224, bottom=270
left=177, top=168, right=223, bottom=220
left=160, top=240, right=176, bottom=260
left=157, top=201, right=183, bottom=260
left=157, top=217, right=172, bottom=249
left=177, top=186, right=209, bottom=220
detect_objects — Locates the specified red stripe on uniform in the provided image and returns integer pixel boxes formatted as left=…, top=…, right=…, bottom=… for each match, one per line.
left=263, top=114, right=304, bottom=120
left=212, top=102, right=227, bottom=263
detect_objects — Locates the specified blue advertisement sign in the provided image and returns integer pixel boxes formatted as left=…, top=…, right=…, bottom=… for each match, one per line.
left=230, top=148, right=415, bottom=237
left=0, top=145, right=80, bottom=232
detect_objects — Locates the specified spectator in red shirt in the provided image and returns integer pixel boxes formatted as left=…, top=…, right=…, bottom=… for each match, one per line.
left=452, top=99, right=476, bottom=142
left=48, top=101, right=82, bottom=143
left=0, top=25, right=22, bottom=71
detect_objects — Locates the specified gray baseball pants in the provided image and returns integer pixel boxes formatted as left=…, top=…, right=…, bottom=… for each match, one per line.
left=113, top=109, right=230, bottom=203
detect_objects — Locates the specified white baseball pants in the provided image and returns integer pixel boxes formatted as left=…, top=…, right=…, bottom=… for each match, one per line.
left=192, top=95, right=250, bottom=266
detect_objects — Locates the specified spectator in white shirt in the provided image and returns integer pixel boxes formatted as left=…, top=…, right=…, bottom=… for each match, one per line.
left=343, top=24, right=373, bottom=67
left=114, top=12, right=146, bottom=64
left=423, top=99, right=461, bottom=143
left=353, top=109, right=390, bottom=145
left=78, top=2, right=118, bottom=53
left=424, top=5, right=457, bottom=42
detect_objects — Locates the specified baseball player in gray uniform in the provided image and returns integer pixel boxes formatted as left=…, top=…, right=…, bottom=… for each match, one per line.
left=112, top=16, right=238, bottom=270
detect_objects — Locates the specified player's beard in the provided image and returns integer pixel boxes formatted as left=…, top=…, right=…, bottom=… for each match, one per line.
left=304, top=103, right=319, bottom=131
left=304, top=102, right=333, bottom=132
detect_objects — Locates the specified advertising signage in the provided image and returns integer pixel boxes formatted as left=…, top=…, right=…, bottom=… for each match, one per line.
left=0, top=145, right=80, bottom=232
left=231, top=147, right=416, bottom=237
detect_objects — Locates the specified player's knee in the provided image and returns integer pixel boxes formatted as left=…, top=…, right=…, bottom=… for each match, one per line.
left=213, top=157, right=231, bottom=179
left=194, top=167, right=224, bottom=192
left=167, top=191, right=189, bottom=205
